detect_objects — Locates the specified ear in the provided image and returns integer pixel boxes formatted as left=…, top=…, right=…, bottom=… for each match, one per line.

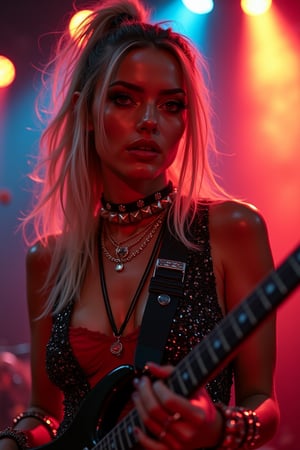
left=72, top=91, right=94, bottom=131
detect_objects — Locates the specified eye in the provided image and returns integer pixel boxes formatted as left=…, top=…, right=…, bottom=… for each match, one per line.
left=161, top=100, right=187, bottom=113
left=108, top=92, right=136, bottom=107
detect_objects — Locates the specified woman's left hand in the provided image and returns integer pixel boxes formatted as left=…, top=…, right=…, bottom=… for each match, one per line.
left=132, top=362, right=223, bottom=449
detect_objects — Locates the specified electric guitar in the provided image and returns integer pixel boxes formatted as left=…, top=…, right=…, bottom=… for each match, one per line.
left=36, top=243, right=300, bottom=450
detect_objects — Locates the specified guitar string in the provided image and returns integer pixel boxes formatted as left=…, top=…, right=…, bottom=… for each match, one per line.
left=96, top=407, right=141, bottom=449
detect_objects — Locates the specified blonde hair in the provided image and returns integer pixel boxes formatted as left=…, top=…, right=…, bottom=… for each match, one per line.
left=22, top=0, right=231, bottom=315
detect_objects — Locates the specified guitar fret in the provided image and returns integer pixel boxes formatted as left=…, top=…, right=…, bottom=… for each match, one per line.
left=242, top=301, right=258, bottom=324
left=123, top=418, right=133, bottom=448
left=111, top=437, right=118, bottom=450
left=204, top=339, right=219, bottom=364
left=183, top=359, right=198, bottom=385
left=228, top=313, right=243, bottom=338
left=289, top=253, right=300, bottom=275
left=169, top=354, right=204, bottom=395
left=99, top=433, right=117, bottom=450
left=215, top=329, right=231, bottom=352
left=271, top=271, right=288, bottom=294
left=195, top=349, right=209, bottom=375
left=116, top=425, right=126, bottom=450
left=257, top=287, right=273, bottom=310
left=175, top=370, right=189, bottom=396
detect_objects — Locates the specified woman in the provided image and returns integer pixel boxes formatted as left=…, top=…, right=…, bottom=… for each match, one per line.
left=0, top=0, right=279, bottom=448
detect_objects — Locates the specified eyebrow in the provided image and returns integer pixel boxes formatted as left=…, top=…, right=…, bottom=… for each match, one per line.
left=109, top=80, right=186, bottom=96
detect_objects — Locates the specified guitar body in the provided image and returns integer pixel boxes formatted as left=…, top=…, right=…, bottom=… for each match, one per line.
left=35, top=365, right=136, bottom=450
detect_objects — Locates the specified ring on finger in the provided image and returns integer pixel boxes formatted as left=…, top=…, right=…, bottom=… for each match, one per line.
left=159, top=429, right=167, bottom=441
left=159, top=412, right=181, bottom=441
left=164, top=411, right=181, bottom=428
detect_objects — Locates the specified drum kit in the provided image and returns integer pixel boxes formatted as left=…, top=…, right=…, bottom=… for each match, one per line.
left=0, top=344, right=31, bottom=428
left=1, top=192, right=30, bottom=427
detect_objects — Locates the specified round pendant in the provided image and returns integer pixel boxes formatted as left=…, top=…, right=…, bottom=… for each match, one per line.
left=110, top=339, right=123, bottom=357
left=115, top=262, right=124, bottom=272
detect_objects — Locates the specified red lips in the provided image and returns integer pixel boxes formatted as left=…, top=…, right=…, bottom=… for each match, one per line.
left=127, top=139, right=161, bottom=153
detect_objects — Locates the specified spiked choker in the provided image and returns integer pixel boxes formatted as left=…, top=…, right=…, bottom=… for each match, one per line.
left=100, top=181, right=175, bottom=224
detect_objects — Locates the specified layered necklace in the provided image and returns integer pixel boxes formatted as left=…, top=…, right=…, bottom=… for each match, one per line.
left=101, top=212, right=164, bottom=272
left=97, top=182, right=174, bottom=357
left=98, top=217, right=166, bottom=357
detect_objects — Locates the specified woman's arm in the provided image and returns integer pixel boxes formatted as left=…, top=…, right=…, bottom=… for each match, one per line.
left=0, top=243, right=63, bottom=449
left=210, top=200, right=279, bottom=447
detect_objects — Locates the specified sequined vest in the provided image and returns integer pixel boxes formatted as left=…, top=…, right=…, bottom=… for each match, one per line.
left=46, top=204, right=233, bottom=440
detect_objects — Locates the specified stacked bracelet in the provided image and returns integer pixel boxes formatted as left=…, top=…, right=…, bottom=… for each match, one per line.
left=216, top=403, right=261, bottom=449
left=13, top=410, right=58, bottom=439
left=241, top=409, right=261, bottom=447
left=0, top=427, right=30, bottom=449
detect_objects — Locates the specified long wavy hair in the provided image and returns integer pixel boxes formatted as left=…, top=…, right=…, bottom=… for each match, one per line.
left=22, top=0, right=232, bottom=315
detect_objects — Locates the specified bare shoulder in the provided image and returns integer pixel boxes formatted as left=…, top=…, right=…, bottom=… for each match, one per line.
left=208, top=199, right=274, bottom=272
left=26, top=236, right=57, bottom=271
left=208, top=200, right=274, bottom=311
left=26, top=237, right=58, bottom=318
left=209, top=200, right=268, bottom=237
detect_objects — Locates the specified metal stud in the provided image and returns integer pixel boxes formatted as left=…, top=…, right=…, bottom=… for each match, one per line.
left=157, top=294, right=171, bottom=306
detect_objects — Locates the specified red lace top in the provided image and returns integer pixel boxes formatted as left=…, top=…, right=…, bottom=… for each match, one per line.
left=69, top=326, right=140, bottom=388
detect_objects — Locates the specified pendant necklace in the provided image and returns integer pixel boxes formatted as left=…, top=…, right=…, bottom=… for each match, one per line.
left=101, top=212, right=164, bottom=272
left=98, top=218, right=166, bottom=357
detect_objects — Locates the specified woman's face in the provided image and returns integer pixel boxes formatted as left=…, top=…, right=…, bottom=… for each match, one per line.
left=92, top=46, right=187, bottom=193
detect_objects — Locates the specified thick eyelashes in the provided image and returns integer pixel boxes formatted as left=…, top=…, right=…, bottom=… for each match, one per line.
left=108, top=92, right=136, bottom=107
left=107, top=91, right=187, bottom=113
left=162, top=100, right=187, bottom=113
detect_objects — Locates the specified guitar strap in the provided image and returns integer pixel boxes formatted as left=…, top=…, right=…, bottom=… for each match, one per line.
left=134, top=220, right=188, bottom=370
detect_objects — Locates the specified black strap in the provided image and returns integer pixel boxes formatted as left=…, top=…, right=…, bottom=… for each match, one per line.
left=134, top=224, right=188, bottom=370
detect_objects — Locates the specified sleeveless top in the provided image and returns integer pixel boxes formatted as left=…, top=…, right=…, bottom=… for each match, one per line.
left=46, top=204, right=233, bottom=443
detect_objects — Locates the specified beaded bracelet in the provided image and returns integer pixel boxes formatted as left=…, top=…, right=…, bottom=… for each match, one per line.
left=0, top=427, right=30, bottom=449
left=216, top=403, right=261, bottom=449
left=13, top=410, right=58, bottom=439
left=241, top=409, right=261, bottom=448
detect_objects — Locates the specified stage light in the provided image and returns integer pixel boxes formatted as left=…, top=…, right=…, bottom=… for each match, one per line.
left=241, top=0, right=272, bottom=16
left=0, top=55, right=16, bottom=88
left=69, top=9, right=92, bottom=43
left=240, top=4, right=299, bottom=163
left=181, top=0, right=214, bottom=15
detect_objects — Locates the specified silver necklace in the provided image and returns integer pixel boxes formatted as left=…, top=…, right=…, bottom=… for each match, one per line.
left=101, top=213, right=164, bottom=272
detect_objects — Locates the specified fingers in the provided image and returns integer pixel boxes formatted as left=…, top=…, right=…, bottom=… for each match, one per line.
left=158, top=411, right=182, bottom=440
left=132, top=376, right=172, bottom=436
left=144, top=361, right=174, bottom=378
left=134, top=411, right=183, bottom=450
left=132, top=372, right=221, bottom=449
left=132, top=375, right=201, bottom=449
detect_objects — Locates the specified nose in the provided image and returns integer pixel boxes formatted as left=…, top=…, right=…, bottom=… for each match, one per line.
left=137, top=104, right=158, bottom=134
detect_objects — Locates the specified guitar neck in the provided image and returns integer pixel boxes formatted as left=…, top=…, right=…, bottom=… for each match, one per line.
left=96, top=244, right=300, bottom=449
left=168, top=245, right=300, bottom=397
